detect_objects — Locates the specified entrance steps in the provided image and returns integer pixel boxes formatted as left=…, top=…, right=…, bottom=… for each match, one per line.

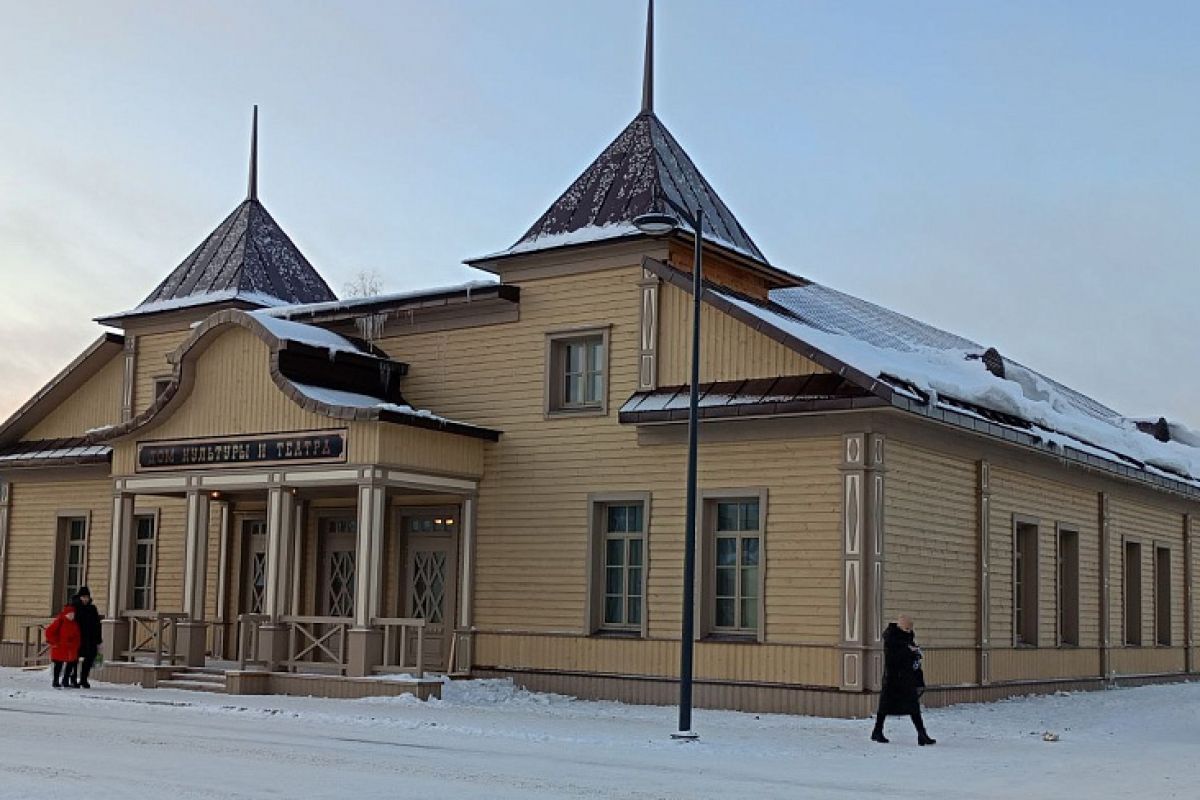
left=157, top=666, right=229, bottom=693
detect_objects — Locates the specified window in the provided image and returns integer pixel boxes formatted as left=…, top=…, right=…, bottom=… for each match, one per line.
left=154, top=377, right=172, bottom=399
left=1057, top=527, right=1079, bottom=646
left=546, top=329, right=609, bottom=415
left=1124, top=540, right=1142, bottom=646
left=588, top=494, right=648, bottom=634
left=708, top=497, right=763, bottom=636
left=131, top=514, right=156, bottom=610
left=54, top=516, right=88, bottom=609
left=1155, top=546, right=1171, bottom=646
left=1014, top=519, right=1038, bottom=646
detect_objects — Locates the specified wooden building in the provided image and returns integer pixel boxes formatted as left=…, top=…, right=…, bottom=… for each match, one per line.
left=0, top=7, right=1196, bottom=715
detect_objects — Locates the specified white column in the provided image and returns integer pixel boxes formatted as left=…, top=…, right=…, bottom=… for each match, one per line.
left=214, top=502, right=231, bottom=625
left=106, top=493, right=135, bottom=617
left=264, top=486, right=295, bottom=622
left=182, top=491, right=211, bottom=620
left=458, top=496, right=476, bottom=631
left=353, top=482, right=386, bottom=628
left=290, top=499, right=306, bottom=617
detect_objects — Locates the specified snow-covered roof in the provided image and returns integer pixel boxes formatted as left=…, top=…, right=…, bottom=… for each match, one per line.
left=98, top=198, right=336, bottom=324
left=471, top=112, right=767, bottom=265
left=249, top=312, right=367, bottom=355
left=684, top=273, right=1200, bottom=491
left=260, top=280, right=503, bottom=319
left=0, top=438, right=111, bottom=466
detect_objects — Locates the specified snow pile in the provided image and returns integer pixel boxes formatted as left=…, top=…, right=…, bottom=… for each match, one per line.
left=718, top=285, right=1200, bottom=485
left=288, top=382, right=471, bottom=428
left=249, top=313, right=365, bottom=355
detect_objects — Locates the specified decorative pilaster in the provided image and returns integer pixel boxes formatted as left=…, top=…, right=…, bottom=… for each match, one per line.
left=864, top=434, right=886, bottom=691
left=0, top=482, right=11, bottom=628
left=213, top=501, right=231, bottom=659
left=1185, top=514, right=1194, bottom=674
left=121, top=335, right=136, bottom=421
left=455, top=495, right=477, bottom=673
left=348, top=479, right=386, bottom=677
left=100, top=492, right=135, bottom=662
left=637, top=269, right=660, bottom=391
left=1099, top=493, right=1112, bottom=679
left=977, top=461, right=991, bottom=685
left=178, top=490, right=211, bottom=666
left=840, top=433, right=867, bottom=690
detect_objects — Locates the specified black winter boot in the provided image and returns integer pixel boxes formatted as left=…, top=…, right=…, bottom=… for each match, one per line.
left=912, top=712, right=936, bottom=745
left=871, top=712, right=889, bottom=743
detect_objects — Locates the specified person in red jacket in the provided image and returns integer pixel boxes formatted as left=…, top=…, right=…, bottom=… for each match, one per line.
left=44, top=604, right=81, bottom=689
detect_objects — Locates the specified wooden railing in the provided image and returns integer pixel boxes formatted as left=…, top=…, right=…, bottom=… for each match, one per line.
left=373, top=617, right=427, bottom=678
left=282, top=615, right=350, bottom=675
left=124, top=611, right=188, bottom=666
left=236, top=614, right=269, bottom=670
left=207, top=620, right=232, bottom=660
left=20, top=620, right=50, bottom=667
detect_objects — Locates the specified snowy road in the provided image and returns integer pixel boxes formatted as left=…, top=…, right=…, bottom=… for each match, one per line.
left=0, top=669, right=1196, bottom=799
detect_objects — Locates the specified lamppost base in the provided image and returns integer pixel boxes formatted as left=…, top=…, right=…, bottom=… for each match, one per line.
left=670, top=730, right=700, bottom=741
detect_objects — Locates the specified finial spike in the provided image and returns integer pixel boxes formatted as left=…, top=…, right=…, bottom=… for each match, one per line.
left=248, top=105, right=258, bottom=201
left=641, top=0, right=654, bottom=114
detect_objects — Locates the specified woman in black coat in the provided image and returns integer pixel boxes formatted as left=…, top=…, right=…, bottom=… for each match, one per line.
left=71, top=587, right=102, bottom=689
left=871, top=614, right=936, bottom=745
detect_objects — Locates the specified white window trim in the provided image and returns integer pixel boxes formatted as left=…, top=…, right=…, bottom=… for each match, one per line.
left=586, top=492, right=650, bottom=637
left=131, top=508, right=161, bottom=611
left=53, top=510, right=91, bottom=613
left=699, top=488, right=768, bottom=643
left=544, top=325, right=612, bottom=418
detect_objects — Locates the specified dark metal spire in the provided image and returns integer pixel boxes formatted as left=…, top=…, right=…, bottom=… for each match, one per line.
left=641, top=0, right=654, bottom=114
left=248, top=105, right=258, bottom=201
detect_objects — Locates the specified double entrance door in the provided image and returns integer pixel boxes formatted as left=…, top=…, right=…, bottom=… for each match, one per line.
left=238, top=508, right=459, bottom=670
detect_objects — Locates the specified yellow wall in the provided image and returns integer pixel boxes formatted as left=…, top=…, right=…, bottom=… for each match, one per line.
left=23, top=354, right=124, bottom=441
left=133, top=330, right=190, bottom=416
left=657, top=282, right=825, bottom=385
left=1110, top=496, right=1186, bottom=649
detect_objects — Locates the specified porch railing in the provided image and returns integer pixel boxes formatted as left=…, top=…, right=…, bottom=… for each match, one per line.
left=20, top=620, right=50, bottom=667
left=373, top=617, right=427, bottom=678
left=207, top=620, right=232, bottom=660
left=236, top=614, right=269, bottom=670
left=282, top=615, right=350, bottom=675
left=124, top=611, right=188, bottom=666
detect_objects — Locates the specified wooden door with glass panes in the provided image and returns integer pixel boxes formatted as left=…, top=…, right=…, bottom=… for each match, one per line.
left=402, top=510, right=459, bottom=671
left=319, top=516, right=357, bottom=618
left=240, top=519, right=268, bottom=615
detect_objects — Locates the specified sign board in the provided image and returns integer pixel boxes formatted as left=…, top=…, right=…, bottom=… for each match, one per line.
left=136, top=430, right=347, bottom=472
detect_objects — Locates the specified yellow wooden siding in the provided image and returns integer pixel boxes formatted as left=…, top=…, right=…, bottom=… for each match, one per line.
left=373, top=266, right=846, bottom=685
left=657, top=282, right=825, bottom=385
left=23, top=355, right=124, bottom=440
left=989, top=467, right=1101, bottom=648
left=135, top=497, right=188, bottom=613
left=2, top=476, right=111, bottom=640
left=1108, top=646, right=1186, bottom=675
left=989, top=647, right=1101, bottom=682
left=133, top=330, right=191, bottom=416
left=473, top=633, right=840, bottom=686
left=1110, top=497, right=1185, bottom=648
left=884, top=441, right=978, bottom=647
left=374, top=423, right=484, bottom=478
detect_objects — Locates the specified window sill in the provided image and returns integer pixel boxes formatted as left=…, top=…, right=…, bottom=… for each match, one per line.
left=546, top=407, right=608, bottom=419
left=590, top=628, right=642, bottom=639
left=702, top=633, right=760, bottom=645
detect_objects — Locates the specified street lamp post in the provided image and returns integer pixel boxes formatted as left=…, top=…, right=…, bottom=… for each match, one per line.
left=634, top=206, right=703, bottom=739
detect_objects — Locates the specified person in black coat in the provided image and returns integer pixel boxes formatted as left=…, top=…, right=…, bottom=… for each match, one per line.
left=871, top=614, right=936, bottom=745
left=70, top=587, right=102, bottom=689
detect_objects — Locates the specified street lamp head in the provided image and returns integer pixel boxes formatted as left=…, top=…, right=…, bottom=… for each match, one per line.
left=632, top=211, right=680, bottom=238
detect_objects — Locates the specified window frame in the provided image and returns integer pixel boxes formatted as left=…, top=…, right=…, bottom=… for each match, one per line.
left=1154, top=544, right=1171, bottom=647
left=700, top=488, right=768, bottom=643
left=153, top=376, right=172, bottom=400
left=544, top=326, right=611, bottom=417
left=52, top=510, right=90, bottom=613
left=1012, top=515, right=1040, bottom=647
left=586, top=492, right=650, bottom=637
left=1056, top=523, right=1080, bottom=647
left=130, top=510, right=160, bottom=611
left=1123, top=538, right=1143, bottom=647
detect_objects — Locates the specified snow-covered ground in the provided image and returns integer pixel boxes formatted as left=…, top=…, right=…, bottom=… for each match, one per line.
left=0, top=668, right=1196, bottom=799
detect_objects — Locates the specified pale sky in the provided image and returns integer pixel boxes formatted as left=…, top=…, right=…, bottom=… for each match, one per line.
left=1, top=1, right=1197, bottom=428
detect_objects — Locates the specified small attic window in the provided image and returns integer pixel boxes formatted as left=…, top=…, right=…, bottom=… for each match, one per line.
left=154, top=377, right=172, bottom=399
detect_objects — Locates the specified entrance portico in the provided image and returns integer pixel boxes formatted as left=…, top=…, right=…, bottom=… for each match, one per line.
left=91, top=307, right=498, bottom=683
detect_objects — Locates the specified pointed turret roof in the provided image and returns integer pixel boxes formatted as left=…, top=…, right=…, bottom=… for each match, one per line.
left=98, top=107, right=336, bottom=324
left=470, top=0, right=767, bottom=267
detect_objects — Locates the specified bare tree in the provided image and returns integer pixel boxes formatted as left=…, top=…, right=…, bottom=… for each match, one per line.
left=343, top=270, right=384, bottom=299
